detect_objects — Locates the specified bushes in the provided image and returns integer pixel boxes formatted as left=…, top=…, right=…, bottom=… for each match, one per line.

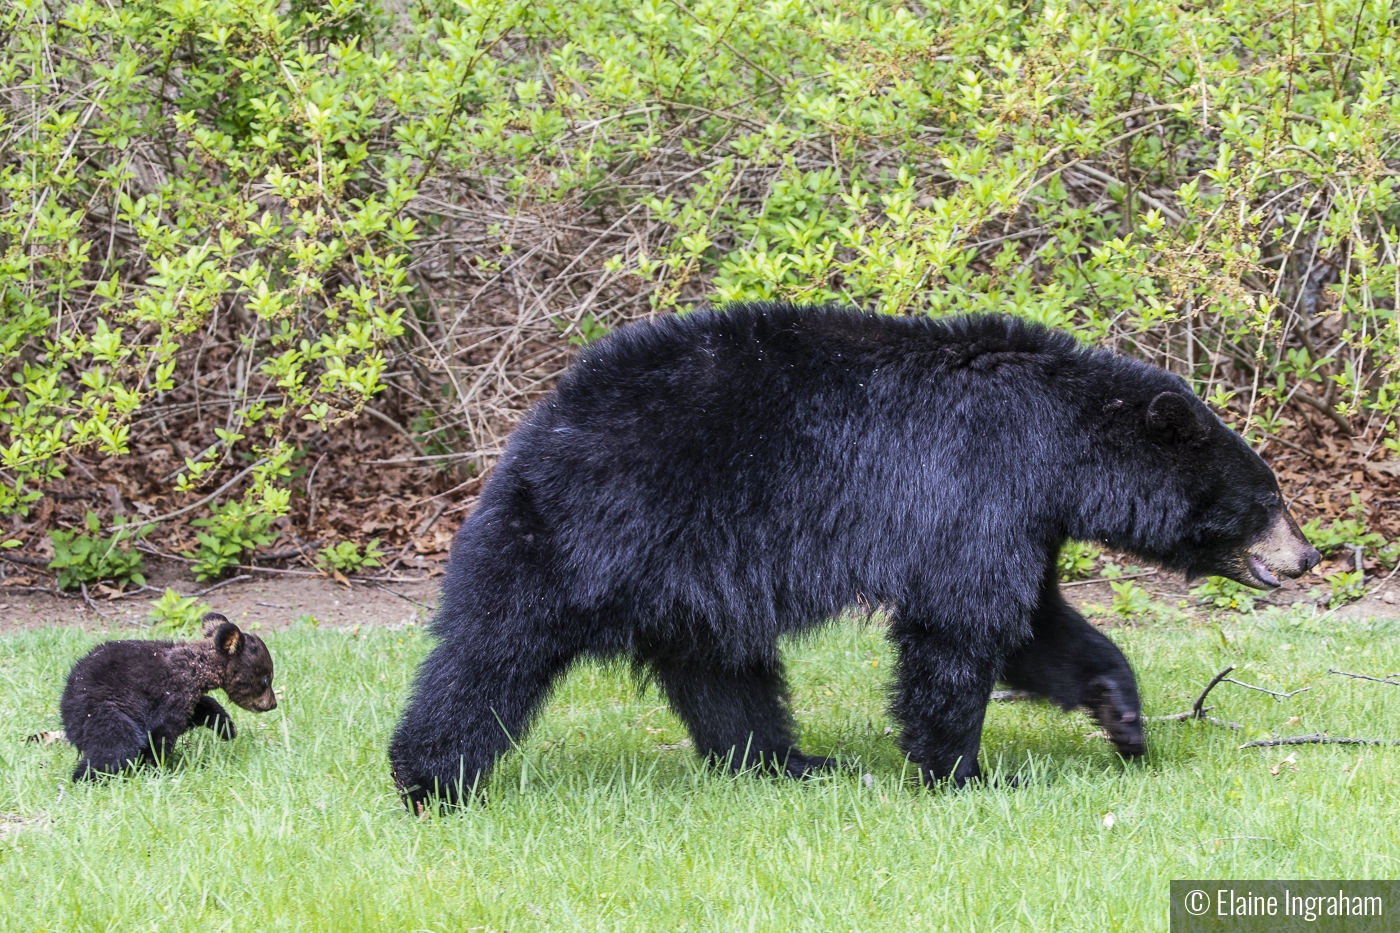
left=2, top=0, right=1397, bottom=573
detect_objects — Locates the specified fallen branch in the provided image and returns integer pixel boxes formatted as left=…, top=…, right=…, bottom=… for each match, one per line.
left=1193, top=666, right=1235, bottom=718
left=0, top=554, right=49, bottom=567
left=1147, top=710, right=1244, bottom=729
left=107, top=458, right=268, bottom=532
left=254, top=542, right=323, bottom=563
left=1146, top=666, right=1245, bottom=729
left=79, top=583, right=111, bottom=619
left=368, top=581, right=435, bottom=611
left=1060, top=569, right=1159, bottom=588
left=189, top=574, right=251, bottom=598
left=1221, top=677, right=1310, bottom=699
left=1240, top=734, right=1400, bottom=749
left=1328, top=669, right=1400, bottom=687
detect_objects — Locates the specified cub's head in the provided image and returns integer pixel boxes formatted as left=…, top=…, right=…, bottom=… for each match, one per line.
left=202, top=612, right=278, bottom=712
left=1144, top=391, right=1320, bottom=589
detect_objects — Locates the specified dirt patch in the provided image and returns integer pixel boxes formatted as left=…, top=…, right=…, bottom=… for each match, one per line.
left=3, top=560, right=1397, bottom=637
left=1062, top=570, right=1400, bottom=624
left=0, top=558, right=439, bottom=634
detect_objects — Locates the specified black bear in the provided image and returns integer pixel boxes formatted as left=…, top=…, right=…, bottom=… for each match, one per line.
left=61, top=612, right=277, bottom=781
left=390, top=303, right=1317, bottom=807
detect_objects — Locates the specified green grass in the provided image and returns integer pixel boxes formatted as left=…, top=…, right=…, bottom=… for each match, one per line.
left=3, top=612, right=1400, bottom=932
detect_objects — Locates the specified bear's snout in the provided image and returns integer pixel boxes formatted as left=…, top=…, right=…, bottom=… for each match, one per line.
left=233, top=687, right=278, bottom=712
left=1246, top=509, right=1321, bottom=586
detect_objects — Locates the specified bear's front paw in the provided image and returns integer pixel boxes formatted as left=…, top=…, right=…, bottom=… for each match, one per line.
left=916, top=760, right=1018, bottom=790
left=783, top=751, right=839, bottom=779
left=391, top=765, right=475, bottom=814
left=72, top=759, right=101, bottom=782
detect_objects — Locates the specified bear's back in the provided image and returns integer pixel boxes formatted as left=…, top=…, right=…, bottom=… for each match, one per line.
left=558, top=304, right=1080, bottom=401
left=61, top=640, right=180, bottom=741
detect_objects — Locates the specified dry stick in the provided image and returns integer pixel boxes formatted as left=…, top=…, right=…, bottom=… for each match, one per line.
left=255, top=542, right=323, bottom=563
left=1072, top=164, right=1186, bottom=226
left=1060, top=569, right=1158, bottom=588
left=1220, top=678, right=1310, bottom=700
left=232, top=564, right=321, bottom=578
left=368, top=450, right=503, bottom=466
left=1149, top=710, right=1243, bottom=728
left=1147, top=666, right=1246, bottom=729
left=1192, top=666, right=1236, bottom=717
left=0, top=585, right=68, bottom=596
left=305, top=452, right=327, bottom=533
left=414, top=502, right=448, bottom=539
left=368, top=580, right=435, bottom=612
left=362, top=407, right=425, bottom=455
left=189, top=574, right=251, bottom=598
left=109, top=458, right=268, bottom=533
left=1240, top=734, right=1400, bottom=749
left=1328, top=669, right=1400, bottom=687
left=78, top=582, right=111, bottom=619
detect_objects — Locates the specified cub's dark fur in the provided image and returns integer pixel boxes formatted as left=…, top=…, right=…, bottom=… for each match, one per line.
left=61, top=613, right=277, bottom=781
left=390, top=303, right=1317, bottom=807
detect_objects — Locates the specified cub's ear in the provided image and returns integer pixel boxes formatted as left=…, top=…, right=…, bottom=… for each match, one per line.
left=1146, top=391, right=1206, bottom=445
left=213, top=621, right=244, bottom=656
left=202, top=612, right=230, bottom=638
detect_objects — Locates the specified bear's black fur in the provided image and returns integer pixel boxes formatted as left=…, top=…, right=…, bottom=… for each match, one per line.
left=61, top=613, right=277, bottom=781
left=390, top=303, right=1317, bottom=807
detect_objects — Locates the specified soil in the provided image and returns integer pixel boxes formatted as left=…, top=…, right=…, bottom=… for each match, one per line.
left=2, top=559, right=1397, bottom=636
left=0, top=558, right=439, bottom=634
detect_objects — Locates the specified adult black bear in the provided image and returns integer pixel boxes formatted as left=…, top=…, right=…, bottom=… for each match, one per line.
left=390, top=304, right=1317, bottom=807
left=61, top=613, right=277, bottom=781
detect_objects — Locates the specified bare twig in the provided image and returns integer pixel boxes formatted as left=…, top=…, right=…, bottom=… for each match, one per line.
left=1147, top=666, right=1245, bottom=728
left=368, top=580, right=435, bottom=611
left=79, top=582, right=111, bottom=618
left=1193, top=666, right=1235, bottom=718
left=113, top=458, right=268, bottom=532
left=1147, top=710, right=1244, bottom=729
left=414, top=503, right=448, bottom=539
left=1220, top=678, right=1310, bottom=699
left=1060, top=570, right=1158, bottom=588
left=1328, top=669, right=1400, bottom=687
left=189, top=574, right=251, bottom=598
left=1240, top=734, right=1400, bottom=748
left=305, top=453, right=327, bottom=533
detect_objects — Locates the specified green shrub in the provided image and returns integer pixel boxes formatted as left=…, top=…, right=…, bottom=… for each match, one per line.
left=316, top=539, right=385, bottom=575
left=1109, top=581, right=1155, bottom=620
left=1057, top=541, right=1101, bottom=581
left=1328, top=570, right=1367, bottom=609
left=46, top=513, right=148, bottom=591
left=187, top=499, right=279, bottom=581
left=1301, top=495, right=1388, bottom=557
left=147, top=588, right=211, bottom=633
left=1191, top=577, right=1257, bottom=614
left=2, top=0, right=1398, bottom=538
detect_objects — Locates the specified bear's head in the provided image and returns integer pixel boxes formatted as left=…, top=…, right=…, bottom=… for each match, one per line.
left=1143, top=390, right=1321, bottom=589
left=202, top=612, right=278, bottom=712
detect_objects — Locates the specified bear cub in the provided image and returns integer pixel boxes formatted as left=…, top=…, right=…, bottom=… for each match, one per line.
left=61, top=612, right=277, bottom=781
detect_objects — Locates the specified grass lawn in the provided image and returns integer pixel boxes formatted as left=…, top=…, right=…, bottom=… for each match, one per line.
left=2, top=611, right=1398, bottom=932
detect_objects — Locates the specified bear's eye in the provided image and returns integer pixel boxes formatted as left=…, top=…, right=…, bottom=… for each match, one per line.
left=260, top=676, right=271, bottom=688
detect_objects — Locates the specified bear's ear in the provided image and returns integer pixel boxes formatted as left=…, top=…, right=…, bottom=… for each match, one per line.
left=202, top=611, right=230, bottom=638
left=1146, top=391, right=1206, bottom=446
left=213, top=621, right=244, bottom=656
